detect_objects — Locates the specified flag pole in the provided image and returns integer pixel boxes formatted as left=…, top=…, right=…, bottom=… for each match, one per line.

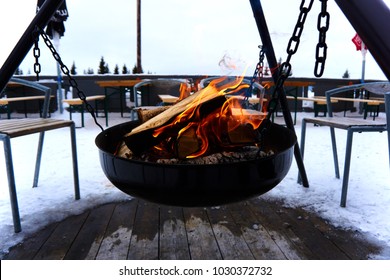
left=360, top=41, right=366, bottom=83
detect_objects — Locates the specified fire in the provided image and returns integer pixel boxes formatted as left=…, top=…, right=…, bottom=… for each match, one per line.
left=178, top=82, right=191, bottom=101
left=150, top=76, right=267, bottom=159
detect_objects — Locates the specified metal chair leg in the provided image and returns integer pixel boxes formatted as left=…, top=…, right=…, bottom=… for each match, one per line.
left=2, top=136, right=21, bottom=233
left=33, top=131, right=45, bottom=188
left=340, top=129, right=354, bottom=207
left=297, top=119, right=307, bottom=184
left=70, top=123, right=80, bottom=200
left=329, top=127, right=340, bottom=178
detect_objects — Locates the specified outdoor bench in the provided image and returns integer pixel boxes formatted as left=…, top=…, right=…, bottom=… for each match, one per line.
left=0, top=95, right=54, bottom=119
left=63, top=95, right=107, bottom=127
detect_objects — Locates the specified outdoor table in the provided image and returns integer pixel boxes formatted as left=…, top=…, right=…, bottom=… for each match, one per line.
left=331, top=97, right=385, bottom=119
left=96, top=80, right=141, bottom=117
left=263, top=81, right=316, bottom=124
left=158, top=94, right=179, bottom=104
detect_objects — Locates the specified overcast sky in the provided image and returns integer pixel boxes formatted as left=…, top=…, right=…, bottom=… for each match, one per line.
left=0, top=0, right=389, bottom=80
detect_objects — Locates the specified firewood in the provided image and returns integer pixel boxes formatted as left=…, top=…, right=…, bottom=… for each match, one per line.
left=175, top=126, right=201, bottom=159
left=136, top=106, right=170, bottom=123
left=124, top=78, right=266, bottom=156
left=126, top=86, right=222, bottom=137
left=124, top=88, right=227, bottom=155
left=115, top=141, right=132, bottom=158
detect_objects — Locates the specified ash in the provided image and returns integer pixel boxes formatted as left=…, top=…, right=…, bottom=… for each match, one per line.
left=128, top=146, right=274, bottom=165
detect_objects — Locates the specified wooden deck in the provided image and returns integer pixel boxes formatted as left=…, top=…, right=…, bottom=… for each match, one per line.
left=3, top=198, right=385, bottom=260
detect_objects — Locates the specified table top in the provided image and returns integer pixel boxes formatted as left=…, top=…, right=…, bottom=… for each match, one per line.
left=63, top=95, right=105, bottom=105
left=262, top=81, right=316, bottom=88
left=0, top=96, right=50, bottom=105
left=95, top=80, right=141, bottom=87
left=330, top=97, right=384, bottom=104
left=158, top=94, right=179, bottom=103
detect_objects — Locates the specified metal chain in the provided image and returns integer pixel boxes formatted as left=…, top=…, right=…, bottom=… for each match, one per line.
left=314, top=0, right=329, bottom=77
left=33, top=28, right=41, bottom=81
left=249, top=45, right=265, bottom=86
left=266, top=0, right=315, bottom=119
left=36, top=26, right=104, bottom=131
left=247, top=45, right=265, bottom=100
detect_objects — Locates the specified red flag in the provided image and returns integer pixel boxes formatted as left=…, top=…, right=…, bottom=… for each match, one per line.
left=352, top=33, right=368, bottom=51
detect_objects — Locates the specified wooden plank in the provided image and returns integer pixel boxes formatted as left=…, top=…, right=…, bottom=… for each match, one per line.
left=159, top=205, right=190, bottom=260
left=228, top=201, right=288, bottom=260
left=276, top=205, right=350, bottom=259
left=247, top=198, right=311, bottom=260
left=95, top=200, right=138, bottom=260
left=158, top=94, right=179, bottom=103
left=0, top=119, right=73, bottom=138
left=127, top=200, right=159, bottom=260
left=96, top=80, right=140, bottom=87
left=33, top=212, right=89, bottom=260
left=263, top=81, right=315, bottom=87
left=303, top=117, right=386, bottom=129
left=63, top=95, right=106, bottom=105
left=0, top=96, right=55, bottom=106
left=332, top=97, right=385, bottom=104
left=3, top=222, right=58, bottom=260
left=281, top=206, right=382, bottom=259
left=183, top=207, right=222, bottom=260
left=64, top=204, right=115, bottom=260
left=206, top=205, right=255, bottom=260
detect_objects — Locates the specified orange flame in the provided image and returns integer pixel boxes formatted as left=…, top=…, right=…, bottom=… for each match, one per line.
left=151, top=76, right=266, bottom=159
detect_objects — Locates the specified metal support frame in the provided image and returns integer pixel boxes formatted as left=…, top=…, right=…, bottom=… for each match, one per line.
left=334, top=0, right=390, bottom=81
left=0, top=0, right=65, bottom=94
left=249, top=0, right=309, bottom=187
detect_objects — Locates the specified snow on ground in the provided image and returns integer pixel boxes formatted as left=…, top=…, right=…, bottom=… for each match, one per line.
left=0, top=111, right=389, bottom=259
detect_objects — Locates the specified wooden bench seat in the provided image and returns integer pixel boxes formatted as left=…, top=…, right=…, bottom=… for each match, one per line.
left=63, top=95, right=107, bottom=127
left=0, top=118, right=74, bottom=137
left=0, top=96, right=54, bottom=119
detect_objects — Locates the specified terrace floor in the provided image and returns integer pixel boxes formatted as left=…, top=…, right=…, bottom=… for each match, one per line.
left=3, top=197, right=385, bottom=260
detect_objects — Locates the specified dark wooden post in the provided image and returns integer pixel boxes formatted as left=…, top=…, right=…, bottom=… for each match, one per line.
left=136, top=0, right=143, bottom=73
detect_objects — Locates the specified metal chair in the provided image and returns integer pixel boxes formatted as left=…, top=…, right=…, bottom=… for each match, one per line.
left=0, top=77, right=80, bottom=232
left=299, top=82, right=389, bottom=207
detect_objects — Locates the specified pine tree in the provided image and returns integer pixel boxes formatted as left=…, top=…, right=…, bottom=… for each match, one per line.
left=86, top=68, right=94, bottom=74
left=342, top=69, right=350, bottom=78
left=70, top=61, right=77, bottom=75
left=14, top=67, right=23, bottom=75
left=98, top=56, right=110, bottom=74
left=114, top=64, right=119, bottom=74
left=122, top=64, right=129, bottom=74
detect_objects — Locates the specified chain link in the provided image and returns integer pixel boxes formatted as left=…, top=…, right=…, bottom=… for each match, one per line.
left=266, top=0, right=314, bottom=118
left=314, top=0, right=329, bottom=77
left=247, top=45, right=265, bottom=98
left=36, top=26, right=104, bottom=131
left=33, top=28, right=41, bottom=81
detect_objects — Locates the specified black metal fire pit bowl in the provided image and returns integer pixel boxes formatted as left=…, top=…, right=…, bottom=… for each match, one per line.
left=95, top=120, right=296, bottom=207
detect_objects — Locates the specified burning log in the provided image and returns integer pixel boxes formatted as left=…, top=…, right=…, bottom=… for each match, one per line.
left=135, top=106, right=170, bottom=123
left=123, top=77, right=267, bottom=160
